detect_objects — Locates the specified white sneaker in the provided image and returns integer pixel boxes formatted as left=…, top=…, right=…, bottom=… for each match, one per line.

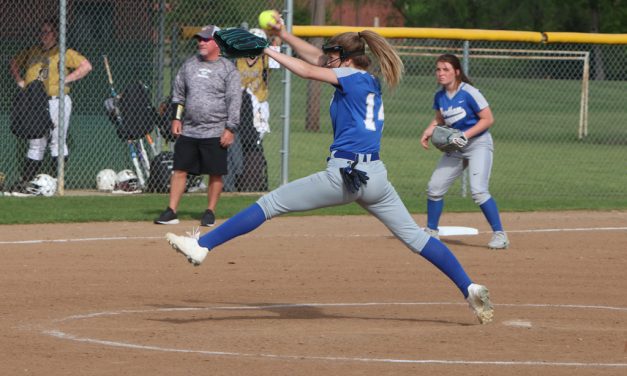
left=488, top=231, right=509, bottom=249
left=466, top=283, right=494, bottom=324
left=166, top=227, right=208, bottom=266
left=424, top=228, right=440, bottom=240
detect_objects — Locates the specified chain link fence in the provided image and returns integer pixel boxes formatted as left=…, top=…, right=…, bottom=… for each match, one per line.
left=1, top=1, right=625, bottom=205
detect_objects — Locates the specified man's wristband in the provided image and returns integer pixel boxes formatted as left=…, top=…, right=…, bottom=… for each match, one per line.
left=170, top=103, right=184, bottom=121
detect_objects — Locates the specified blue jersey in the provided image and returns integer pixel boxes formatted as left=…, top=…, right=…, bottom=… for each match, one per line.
left=329, top=68, right=384, bottom=154
left=433, top=83, right=489, bottom=135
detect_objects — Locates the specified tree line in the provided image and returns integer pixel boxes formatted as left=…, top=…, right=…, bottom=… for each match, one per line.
left=315, top=0, right=627, bottom=33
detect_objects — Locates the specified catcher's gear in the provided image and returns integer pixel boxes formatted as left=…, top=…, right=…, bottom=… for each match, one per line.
left=96, top=169, right=117, bottom=191
left=214, top=28, right=269, bottom=58
left=26, top=174, right=57, bottom=197
left=339, top=161, right=369, bottom=194
left=431, top=125, right=468, bottom=152
left=11, top=80, right=54, bottom=139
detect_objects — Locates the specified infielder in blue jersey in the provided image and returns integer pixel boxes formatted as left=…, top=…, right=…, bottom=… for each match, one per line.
left=165, top=24, right=494, bottom=324
left=421, top=54, right=509, bottom=249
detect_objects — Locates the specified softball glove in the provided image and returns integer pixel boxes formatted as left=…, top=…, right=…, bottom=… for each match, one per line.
left=214, top=28, right=269, bottom=58
left=431, top=125, right=468, bottom=152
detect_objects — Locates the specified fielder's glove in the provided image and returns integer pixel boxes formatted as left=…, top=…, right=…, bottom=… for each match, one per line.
left=214, top=28, right=269, bottom=58
left=431, top=125, right=468, bottom=152
left=339, top=161, right=369, bottom=194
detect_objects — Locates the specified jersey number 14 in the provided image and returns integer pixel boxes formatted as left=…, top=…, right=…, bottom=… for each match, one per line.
left=365, top=93, right=384, bottom=131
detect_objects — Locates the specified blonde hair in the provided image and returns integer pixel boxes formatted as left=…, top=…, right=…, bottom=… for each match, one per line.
left=326, top=30, right=404, bottom=89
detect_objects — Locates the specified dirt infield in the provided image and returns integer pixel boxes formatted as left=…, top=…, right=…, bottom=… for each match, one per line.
left=1, top=211, right=626, bottom=375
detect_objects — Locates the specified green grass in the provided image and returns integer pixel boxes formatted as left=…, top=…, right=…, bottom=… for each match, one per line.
left=1, top=73, right=625, bottom=225
left=1, top=192, right=623, bottom=226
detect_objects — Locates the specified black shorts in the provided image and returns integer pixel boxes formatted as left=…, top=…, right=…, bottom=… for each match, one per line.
left=173, top=135, right=228, bottom=175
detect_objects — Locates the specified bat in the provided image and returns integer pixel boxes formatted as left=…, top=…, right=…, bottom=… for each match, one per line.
left=144, top=133, right=158, bottom=156
left=102, top=55, right=123, bottom=127
left=104, top=55, right=148, bottom=187
left=138, top=138, right=151, bottom=176
left=128, top=141, right=146, bottom=187
left=135, top=134, right=157, bottom=181
left=102, top=55, right=117, bottom=97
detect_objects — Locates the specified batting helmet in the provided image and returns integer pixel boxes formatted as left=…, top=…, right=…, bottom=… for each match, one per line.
left=26, top=174, right=57, bottom=197
left=114, top=169, right=141, bottom=193
left=96, top=169, right=117, bottom=192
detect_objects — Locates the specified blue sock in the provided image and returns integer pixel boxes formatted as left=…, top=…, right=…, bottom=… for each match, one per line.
left=427, top=199, right=444, bottom=230
left=198, top=203, right=267, bottom=249
left=480, top=197, right=503, bottom=232
left=420, top=237, right=472, bottom=298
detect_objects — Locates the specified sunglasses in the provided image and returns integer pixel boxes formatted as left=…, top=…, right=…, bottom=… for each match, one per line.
left=197, top=37, right=213, bottom=42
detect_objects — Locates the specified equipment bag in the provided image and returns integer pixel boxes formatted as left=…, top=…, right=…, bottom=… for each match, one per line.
left=145, top=151, right=203, bottom=193
left=10, top=80, right=54, bottom=139
left=115, top=81, right=157, bottom=140
left=146, top=152, right=174, bottom=193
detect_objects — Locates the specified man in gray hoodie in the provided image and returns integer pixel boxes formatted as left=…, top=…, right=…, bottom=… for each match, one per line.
left=155, top=25, right=241, bottom=227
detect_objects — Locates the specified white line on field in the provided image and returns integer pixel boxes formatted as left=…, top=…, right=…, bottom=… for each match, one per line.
left=502, top=226, right=627, bottom=234
left=1, top=226, right=625, bottom=245
left=42, top=302, right=627, bottom=368
left=0, top=236, right=160, bottom=244
left=41, top=330, right=627, bottom=368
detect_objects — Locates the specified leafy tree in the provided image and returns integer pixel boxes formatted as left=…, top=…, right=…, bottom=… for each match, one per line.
left=389, top=0, right=626, bottom=32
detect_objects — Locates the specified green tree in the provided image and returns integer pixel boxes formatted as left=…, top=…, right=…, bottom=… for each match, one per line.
left=390, top=0, right=626, bottom=32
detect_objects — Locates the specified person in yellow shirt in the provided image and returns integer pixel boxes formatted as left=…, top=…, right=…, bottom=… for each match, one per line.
left=267, top=36, right=282, bottom=69
left=232, top=28, right=271, bottom=192
left=9, top=18, right=92, bottom=194
left=236, top=28, right=270, bottom=139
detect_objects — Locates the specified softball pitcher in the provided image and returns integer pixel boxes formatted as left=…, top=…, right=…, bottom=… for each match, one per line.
left=165, top=24, right=493, bottom=324
left=420, top=54, right=509, bottom=249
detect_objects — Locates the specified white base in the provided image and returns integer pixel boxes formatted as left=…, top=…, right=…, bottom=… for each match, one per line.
left=438, top=226, right=478, bottom=236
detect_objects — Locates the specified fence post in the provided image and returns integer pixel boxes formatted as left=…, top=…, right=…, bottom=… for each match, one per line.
left=281, top=0, right=294, bottom=185
left=461, top=40, right=470, bottom=198
left=57, top=0, right=68, bottom=196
